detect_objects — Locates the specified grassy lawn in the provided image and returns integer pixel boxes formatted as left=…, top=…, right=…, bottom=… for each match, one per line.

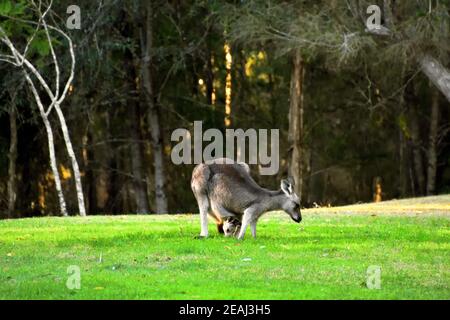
left=0, top=195, right=449, bottom=300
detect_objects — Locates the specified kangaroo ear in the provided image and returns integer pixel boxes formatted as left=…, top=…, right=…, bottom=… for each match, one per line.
left=281, top=179, right=293, bottom=195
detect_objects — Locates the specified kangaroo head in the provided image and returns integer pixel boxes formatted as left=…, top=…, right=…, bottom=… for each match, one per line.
left=280, top=177, right=302, bottom=223
left=223, top=218, right=241, bottom=237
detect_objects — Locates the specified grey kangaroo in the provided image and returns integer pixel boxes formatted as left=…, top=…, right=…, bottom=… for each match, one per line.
left=191, top=158, right=302, bottom=240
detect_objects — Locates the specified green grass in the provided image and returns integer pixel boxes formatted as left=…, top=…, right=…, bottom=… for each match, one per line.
left=0, top=195, right=449, bottom=299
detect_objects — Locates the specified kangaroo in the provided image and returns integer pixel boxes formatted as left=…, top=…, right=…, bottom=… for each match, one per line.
left=223, top=217, right=242, bottom=237
left=191, top=158, right=302, bottom=240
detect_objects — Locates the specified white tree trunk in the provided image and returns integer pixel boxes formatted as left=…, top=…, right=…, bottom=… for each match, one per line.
left=42, top=113, right=68, bottom=216
left=420, top=55, right=450, bottom=103
left=0, top=4, right=84, bottom=216
left=54, top=103, right=86, bottom=216
left=25, top=74, right=68, bottom=216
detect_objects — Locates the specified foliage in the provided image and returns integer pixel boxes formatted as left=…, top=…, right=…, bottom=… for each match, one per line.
left=0, top=1, right=449, bottom=215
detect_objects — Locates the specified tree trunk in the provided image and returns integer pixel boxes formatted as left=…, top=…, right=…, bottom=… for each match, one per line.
left=130, top=100, right=150, bottom=213
left=54, top=104, right=86, bottom=216
left=383, top=0, right=394, bottom=28
left=141, top=2, right=168, bottom=213
left=224, top=43, right=232, bottom=127
left=397, top=61, right=408, bottom=198
left=409, top=105, right=426, bottom=195
left=426, top=88, right=440, bottom=195
left=7, top=102, right=18, bottom=218
left=398, top=130, right=407, bottom=196
left=24, top=73, right=68, bottom=216
left=288, top=49, right=304, bottom=197
left=43, top=116, right=68, bottom=216
left=206, top=49, right=215, bottom=106
left=83, top=131, right=97, bottom=214
left=232, top=46, right=246, bottom=127
left=105, top=155, right=120, bottom=214
left=420, top=55, right=450, bottom=103
left=104, top=111, right=121, bottom=214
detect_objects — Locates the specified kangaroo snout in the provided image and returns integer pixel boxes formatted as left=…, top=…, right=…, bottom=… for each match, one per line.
left=291, top=213, right=302, bottom=223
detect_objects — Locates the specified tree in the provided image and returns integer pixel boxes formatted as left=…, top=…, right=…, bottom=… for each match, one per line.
left=0, top=1, right=449, bottom=216
left=427, top=87, right=440, bottom=195
left=0, top=0, right=86, bottom=216
left=288, top=49, right=304, bottom=196
left=6, top=85, right=19, bottom=217
left=140, top=1, right=168, bottom=213
left=129, top=73, right=150, bottom=213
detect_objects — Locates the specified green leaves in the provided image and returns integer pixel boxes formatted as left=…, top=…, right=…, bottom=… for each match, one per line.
left=31, top=37, right=50, bottom=57
left=0, top=0, right=26, bottom=16
left=0, top=0, right=30, bottom=37
left=0, top=1, right=12, bottom=15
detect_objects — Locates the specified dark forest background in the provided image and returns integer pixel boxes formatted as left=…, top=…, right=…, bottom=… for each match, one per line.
left=0, top=0, right=449, bottom=217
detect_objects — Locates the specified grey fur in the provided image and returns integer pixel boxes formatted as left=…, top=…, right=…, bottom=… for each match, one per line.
left=191, top=158, right=302, bottom=240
